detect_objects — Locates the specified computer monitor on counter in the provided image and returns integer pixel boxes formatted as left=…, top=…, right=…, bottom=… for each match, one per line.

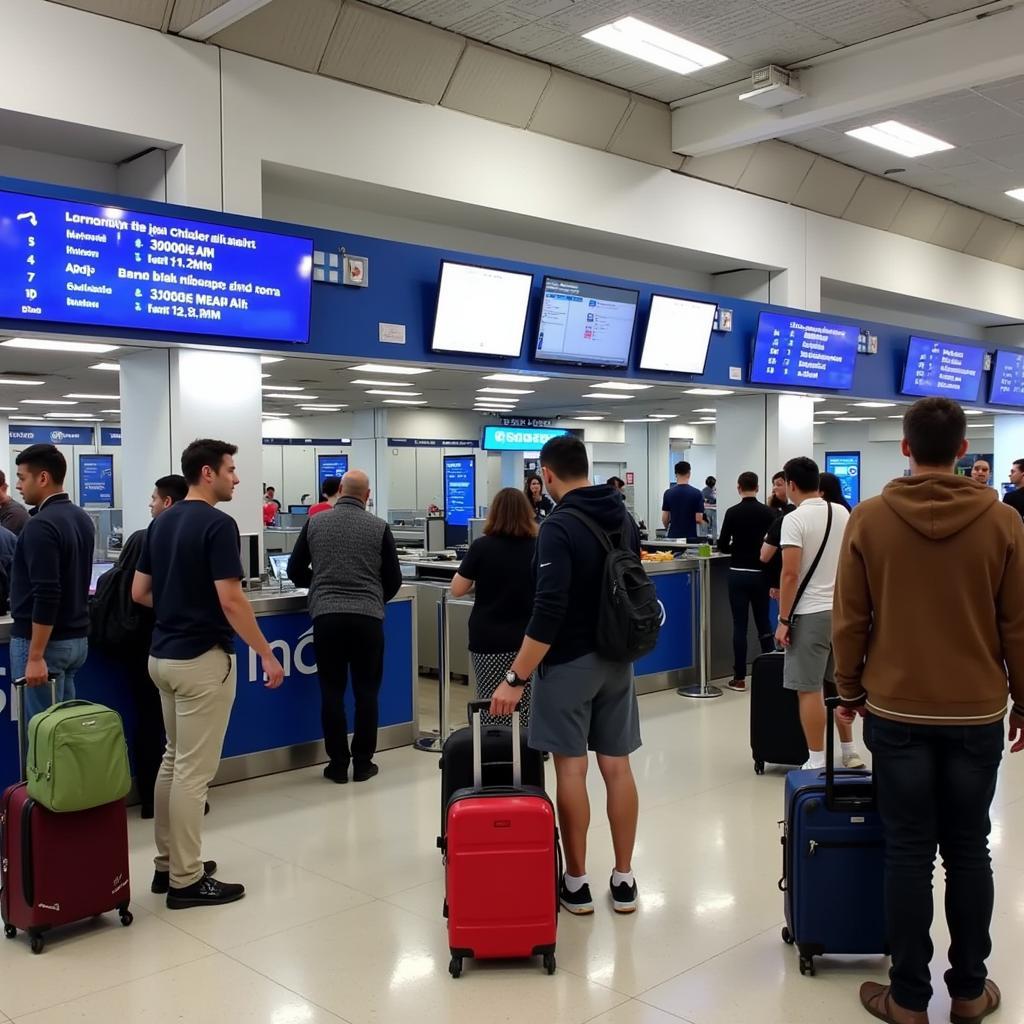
left=239, top=532, right=261, bottom=587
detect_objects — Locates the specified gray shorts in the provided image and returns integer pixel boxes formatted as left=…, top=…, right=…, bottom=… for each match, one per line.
left=528, top=652, right=642, bottom=758
left=783, top=610, right=835, bottom=693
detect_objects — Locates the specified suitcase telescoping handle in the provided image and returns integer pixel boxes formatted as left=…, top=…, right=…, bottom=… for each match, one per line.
left=824, top=695, right=874, bottom=812
left=11, top=676, right=58, bottom=781
left=467, top=698, right=522, bottom=791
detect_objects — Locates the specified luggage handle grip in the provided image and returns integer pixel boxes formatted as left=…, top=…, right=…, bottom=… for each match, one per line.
left=823, top=695, right=875, bottom=811
left=13, top=677, right=59, bottom=783
left=11, top=674, right=58, bottom=687
left=469, top=700, right=522, bottom=791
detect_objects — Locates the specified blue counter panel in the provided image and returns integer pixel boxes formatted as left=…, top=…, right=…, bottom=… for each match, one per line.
left=634, top=570, right=694, bottom=676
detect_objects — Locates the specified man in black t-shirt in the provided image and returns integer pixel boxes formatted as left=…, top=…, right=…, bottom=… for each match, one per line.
left=133, top=439, right=284, bottom=911
left=661, top=461, right=705, bottom=541
left=1004, top=459, right=1024, bottom=521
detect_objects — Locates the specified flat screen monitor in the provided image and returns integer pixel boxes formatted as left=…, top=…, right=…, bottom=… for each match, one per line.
left=749, top=312, right=859, bottom=390
left=268, top=553, right=292, bottom=583
left=430, top=260, right=533, bottom=358
left=989, top=349, right=1024, bottom=407
left=78, top=453, right=114, bottom=507
left=481, top=425, right=569, bottom=451
left=288, top=504, right=310, bottom=515
left=639, top=294, right=718, bottom=374
left=900, top=336, right=985, bottom=402
left=317, top=454, right=349, bottom=495
left=824, top=451, right=861, bottom=507
left=89, top=561, right=114, bottom=596
left=534, top=277, right=639, bottom=368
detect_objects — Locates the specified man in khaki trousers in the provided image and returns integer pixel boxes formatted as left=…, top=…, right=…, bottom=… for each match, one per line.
left=133, top=438, right=284, bottom=910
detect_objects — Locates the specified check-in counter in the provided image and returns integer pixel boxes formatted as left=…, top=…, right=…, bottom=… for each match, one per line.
left=0, top=586, right=418, bottom=794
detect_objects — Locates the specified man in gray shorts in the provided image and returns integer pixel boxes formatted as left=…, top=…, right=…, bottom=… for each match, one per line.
left=491, top=436, right=641, bottom=916
left=773, top=457, right=864, bottom=771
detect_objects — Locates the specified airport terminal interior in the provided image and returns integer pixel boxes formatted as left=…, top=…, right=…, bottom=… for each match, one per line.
left=3, top=0, right=1024, bottom=1021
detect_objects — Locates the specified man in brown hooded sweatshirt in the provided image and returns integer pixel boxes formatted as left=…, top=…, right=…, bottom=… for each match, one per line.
left=833, top=397, right=1024, bottom=1024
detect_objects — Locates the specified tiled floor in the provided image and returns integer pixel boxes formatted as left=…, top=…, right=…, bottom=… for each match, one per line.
left=4, top=685, right=1024, bottom=1024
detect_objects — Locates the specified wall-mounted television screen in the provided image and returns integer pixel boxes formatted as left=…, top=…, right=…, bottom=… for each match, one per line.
left=534, top=277, right=639, bottom=368
left=638, top=294, right=718, bottom=375
left=430, top=260, right=533, bottom=358
left=749, top=312, right=858, bottom=390
left=988, top=349, right=1024, bottom=407
left=900, top=336, right=985, bottom=402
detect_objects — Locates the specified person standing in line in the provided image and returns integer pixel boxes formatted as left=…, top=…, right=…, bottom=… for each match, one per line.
left=773, top=457, right=864, bottom=771
left=0, top=524, right=15, bottom=613
left=451, top=488, right=537, bottom=726
left=132, top=439, right=285, bottom=909
left=717, top=472, right=777, bottom=692
left=971, top=459, right=991, bottom=486
left=768, top=470, right=794, bottom=513
left=701, top=475, right=718, bottom=538
left=288, top=470, right=402, bottom=784
left=762, top=470, right=797, bottom=601
left=525, top=472, right=554, bottom=523
left=819, top=471, right=853, bottom=512
left=9, top=444, right=94, bottom=718
left=93, top=474, right=188, bottom=819
left=834, top=398, right=1024, bottom=1024
left=0, top=469, right=29, bottom=535
left=490, top=436, right=642, bottom=916
left=661, top=461, right=705, bottom=542
left=307, top=476, right=341, bottom=517
left=1003, top=458, right=1024, bottom=521
left=264, top=485, right=281, bottom=511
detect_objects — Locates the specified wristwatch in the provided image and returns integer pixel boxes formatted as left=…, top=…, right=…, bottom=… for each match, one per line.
left=779, top=616, right=792, bottom=626
left=504, top=670, right=527, bottom=688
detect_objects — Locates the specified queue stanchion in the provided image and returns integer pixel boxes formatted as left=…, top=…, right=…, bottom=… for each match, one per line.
left=677, top=545, right=722, bottom=700
left=414, top=587, right=453, bottom=752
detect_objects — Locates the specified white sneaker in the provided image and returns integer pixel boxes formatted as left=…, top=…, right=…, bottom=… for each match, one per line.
left=801, top=759, right=826, bottom=771
left=842, top=751, right=866, bottom=770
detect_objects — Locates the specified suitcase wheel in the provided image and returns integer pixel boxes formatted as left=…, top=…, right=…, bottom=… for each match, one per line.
left=543, top=952, right=556, bottom=976
left=799, top=955, right=815, bottom=977
left=119, top=909, right=134, bottom=927
left=30, top=933, right=44, bottom=955
left=781, top=927, right=794, bottom=945
left=449, top=955, right=463, bottom=979
left=4, top=924, right=16, bottom=940
left=754, top=761, right=766, bottom=776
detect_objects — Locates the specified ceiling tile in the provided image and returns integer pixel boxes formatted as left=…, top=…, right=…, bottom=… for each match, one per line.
left=489, top=21, right=567, bottom=54
left=210, top=0, right=341, bottom=73
left=963, top=215, right=1017, bottom=260
left=930, top=203, right=985, bottom=250
left=736, top=140, right=816, bottom=203
left=760, top=0, right=923, bottom=44
left=321, top=0, right=465, bottom=104
left=680, top=145, right=758, bottom=187
left=905, top=0, right=995, bottom=16
left=404, top=0, right=497, bottom=28
left=792, top=157, right=863, bottom=216
left=607, top=95, right=682, bottom=169
left=842, top=176, right=910, bottom=230
left=441, top=42, right=550, bottom=128
left=450, top=7, right=531, bottom=40
left=889, top=189, right=950, bottom=241
left=48, top=0, right=171, bottom=29
left=998, top=226, right=1024, bottom=269
left=930, top=108, right=1024, bottom=147
left=528, top=69, right=631, bottom=149
left=630, top=73, right=709, bottom=104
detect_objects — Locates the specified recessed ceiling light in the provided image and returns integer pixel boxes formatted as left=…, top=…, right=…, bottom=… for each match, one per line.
left=261, top=412, right=288, bottom=417
left=366, top=390, right=423, bottom=397
left=845, top=120, right=953, bottom=158
left=0, top=377, right=45, bottom=386
left=349, top=379, right=415, bottom=387
left=475, top=400, right=518, bottom=405
left=588, top=381, right=653, bottom=391
left=45, top=413, right=99, bottom=419
left=477, top=387, right=534, bottom=395
left=853, top=401, right=895, bottom=408
left=650, top=414, right=677, bottom=419
left=261, top=384, right=303, bottom=391
left=298, top=404, right=347, bottom=410
left=684, top=388, right=734, bottom=396
left=90, top=362, right=120, bottom=371
left=261, top=373, right=272, bottom=378
left=571, top=416, right=605, bottom=421
left=583, top=16, right=727, bottom=75
left=64, top=393, right=119, bottom=400
left=691, top=407, right=716, bottom=413
left=1, top=338, right=119, bottom=354
left=584, top=393, right=634, bottom=400
left=963, top=409, right=985, bottom=415
left=100, top=408, right=120, bottom=413
left=622, top=418, right=659, bottom=423
left=816, top=410, right=848, bottom=416
left=688, top=421, right=711, bottom=426
left=1007, top=188, right=1024, bottom=202
left=0, top=407, right=16, bottom=411
left=483, top=374, right=550, bottom=383
left=260, top=356, right=283, bottom=364
left=350, top=363, right=431, bottom=375
left=842, top=416, right=875, bottom=422
left=382, top=399, right=428, bottom=405
left=22, top=400, right=77, bottom=407
left=887, top=415, right=904, bottom=419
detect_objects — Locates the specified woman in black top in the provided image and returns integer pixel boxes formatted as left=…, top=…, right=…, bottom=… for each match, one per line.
left=819, top=471, right=852, bottom=512
left=524, top=473, right=554, bottom=523
left=451, top=488, right=537, bottom=725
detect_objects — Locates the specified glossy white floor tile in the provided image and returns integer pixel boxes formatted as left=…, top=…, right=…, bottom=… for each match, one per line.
left=3, top=684, right=1024, bottom=1024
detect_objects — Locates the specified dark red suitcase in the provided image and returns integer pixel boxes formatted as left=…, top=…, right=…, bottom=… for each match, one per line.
left=442, top=701, right=558, bottom=979
left=1, top=679, right=133, bottom=954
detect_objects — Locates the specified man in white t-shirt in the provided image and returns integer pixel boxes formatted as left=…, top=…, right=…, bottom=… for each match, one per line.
left=774, top=457, right=864, bottom=771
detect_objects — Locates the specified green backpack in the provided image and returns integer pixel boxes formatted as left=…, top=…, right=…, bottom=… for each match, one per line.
left=27, top=700, right=131, bottom=813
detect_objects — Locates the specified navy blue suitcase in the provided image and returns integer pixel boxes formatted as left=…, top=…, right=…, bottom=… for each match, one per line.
left=779, top=699, right=887, bottom=976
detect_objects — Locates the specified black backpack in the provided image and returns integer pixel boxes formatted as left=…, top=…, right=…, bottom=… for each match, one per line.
left=88, top=530, right=147, bottom=652
left=560, top=508, right=662, bottom=662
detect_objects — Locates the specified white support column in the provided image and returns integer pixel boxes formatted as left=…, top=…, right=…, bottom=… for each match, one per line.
left=500, top=450, right=523, bottom=489
left=766, top=394, right=816, bottom=479
left=645, top=422, right=671, bottom=531
left=993, top=415, right=1024, bottom=495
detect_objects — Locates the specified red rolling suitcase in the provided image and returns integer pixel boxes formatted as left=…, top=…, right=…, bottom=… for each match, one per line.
left=1, top=678, right=133, bottom=954
left=442, top=701, right=559, bottom=979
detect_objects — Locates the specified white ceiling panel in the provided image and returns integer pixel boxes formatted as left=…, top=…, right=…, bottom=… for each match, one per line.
left=931, top=203, right=985, bottom=250
left=736, top=140, right=815, bottom=203
left=627, top=74, right=710, bottom=105
left=209, top=0, right=341, bottom=73
left=528, top=70, right=630, bottom=149
left=964, top=215, right=1016, bottom=261
left=889, top=190, right=950, bottom=241
left=607, top=95, right=682, bottom=170
left=488, top=21, right=566, bottom=54
left=999, top=226, right=1024, bottom=270
left=48, top=0, right=171, bottom=28
left=404, top=0, right=495, bottom=27
left=450, top=7, right=530, bottom=39
left=441, top=42, right=550, bottom=128
left=321, top=1, right=465, bottom=104
left=842, top=176, right=910, bottom=231
left=792, top=157, right=863, bottom=217
left=681, top=145, right=758, bottom=187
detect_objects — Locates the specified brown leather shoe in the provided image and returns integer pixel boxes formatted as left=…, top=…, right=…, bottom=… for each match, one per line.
left=950, top=980, right=1000, bottom=1024
left=860, top=982, right=930, bottom=1024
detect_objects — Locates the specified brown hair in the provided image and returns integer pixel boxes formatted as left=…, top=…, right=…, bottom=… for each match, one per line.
left=903, top=397, right=966, bottom=467
left=484, top=487, right=538, bottom=540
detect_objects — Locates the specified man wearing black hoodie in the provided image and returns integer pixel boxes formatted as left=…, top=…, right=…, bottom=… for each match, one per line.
left=491, top=435, right=642, bottom=916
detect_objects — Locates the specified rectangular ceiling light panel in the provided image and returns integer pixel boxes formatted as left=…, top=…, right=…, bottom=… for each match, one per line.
left=844, top=121, right=954, bottom=158
left=583, top=17, right=727, bottom=75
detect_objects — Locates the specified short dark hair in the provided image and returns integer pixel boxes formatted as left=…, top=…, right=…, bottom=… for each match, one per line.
left=265, top=485, right=275, bottom=494
left=607, top=475, right=625, bottom=489
left=0, top=470, right=5, bottom=488
left=321, top=476, right=341, bottom=498
left=737, top=471, right=758, bottom=492
left=675, top=461, right=691, bottom=477
left=1014, top=459, right=1024, bottom=473
left=903, top=398, right=966, bottom=466
left=772, top=470, right=786, bottom=484
left=16, top=443, right=66, bottom=485
left=154, top=474, right=188, bottom=504
left=783, top=456, right=820, bottom=494
left=705, top=476, right=716, bottom=487
left=540, top=435, right=589, bottom=480
left=181, top=438, right=237, bottom=485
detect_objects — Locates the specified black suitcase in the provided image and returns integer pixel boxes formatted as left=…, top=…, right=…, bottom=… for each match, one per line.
left=750, top=652, right=808, bottom=774
left=438, top=701, right=545, bottom=843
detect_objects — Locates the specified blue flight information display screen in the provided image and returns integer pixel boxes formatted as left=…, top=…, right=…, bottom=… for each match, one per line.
left=79, top=453, right=114, bottom=507
left=443, top=456, right=476, bottom=528
left=989, top=349, right=1024, bottom=407
left=0, top=188, right=313, bottom=342
left=317, top=455, right=349, bottom=492
left=824, top=451, right=861, bottom=507
left=900, top=336, right=985, bottom=401
left=749, top=312, right=858, bottom=390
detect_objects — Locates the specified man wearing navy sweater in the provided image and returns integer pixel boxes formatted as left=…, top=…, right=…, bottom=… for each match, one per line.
left=9, top=444, right=95, bottom=720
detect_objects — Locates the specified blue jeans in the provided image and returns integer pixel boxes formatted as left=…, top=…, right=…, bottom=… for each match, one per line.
left=10, top=636, right=89, bottom=720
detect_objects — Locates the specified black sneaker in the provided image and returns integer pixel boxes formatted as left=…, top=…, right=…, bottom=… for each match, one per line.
left=324, top=762, right=349, bottom=784
left=166, top=874, right=245, bottom=910
left=559, top=878, right=594, bottom=915
left=353, top=762, right=379, bottom=783
left=609, top=875, right=638, bottom=914
left=151, top=860, right=218, bottom=895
